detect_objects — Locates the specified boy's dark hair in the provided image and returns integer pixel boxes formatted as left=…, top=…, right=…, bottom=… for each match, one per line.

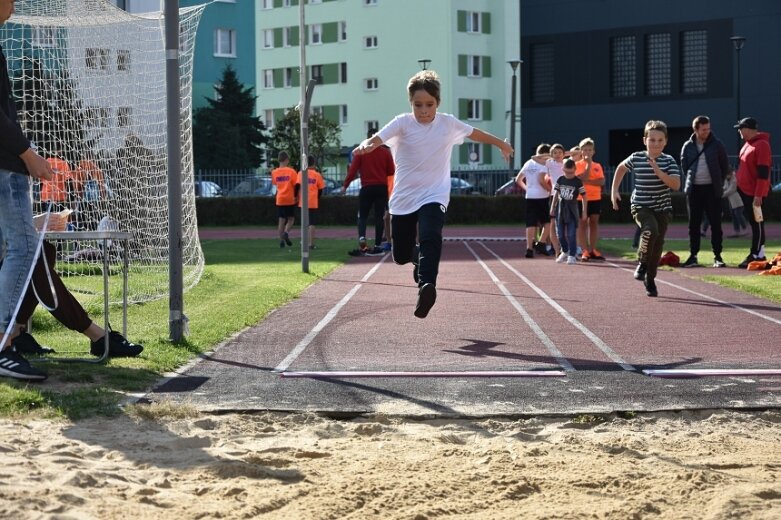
left=278, top=151, right=289, bottom=162
left=307, top=155, right=316, bottom=168
left=563, top=158, right=576, bottom=170
left=692, top=115, right=710, bottom=129
left=535, top=143, right=551, bottom=155
left=644, top=120, right=668, bottom=138
left=550, top=143, right=565, bottom=153
left=407, top=70, right=440, bottom=104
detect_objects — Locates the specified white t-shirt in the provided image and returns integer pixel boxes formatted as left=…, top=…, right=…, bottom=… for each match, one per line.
left=378, top=112, right=473, bottom=215
left=546, top=158, right=565, bottom=187
left=519, top=158, right=550, bottom=199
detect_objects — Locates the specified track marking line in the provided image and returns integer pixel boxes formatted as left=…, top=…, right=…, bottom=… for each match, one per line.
left=607, top=261, right=781, bottom=327
left=644, top=368, right=781, bottom=378
left=281, top=370, right=567, bottom=379
left=462, top=242, right=575, bottom=372
left=478, top=242, right=636, bottom=372
left=274, top=254, right=389, bottom=373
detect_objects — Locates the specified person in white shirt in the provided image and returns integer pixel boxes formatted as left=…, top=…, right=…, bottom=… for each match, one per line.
left=516, top=143, right=552, bottom=258
left=352, top=70, right=513, bottom=319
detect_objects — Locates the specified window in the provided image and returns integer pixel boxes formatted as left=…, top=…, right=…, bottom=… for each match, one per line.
left=610, top=35, right=636, bottom=98
left=681, top=30, right=707, bottom=94
left=310, top=23, right=322, bottom=45
left=364, top=0, right=377, bottom=5
left=530, top=43, right=554, bottom=103
left=214, top=28, right=236, bottom=57
left=311, top=106, right=323, bottom=116
left=312, top=64, right=323, bottom=84
left=284, top=26, right=293, bottom=47
left=340, top=62, right=348, bottom=83
left=263, top=69, right=274, bottom=89
left=468, top=55, right=481, bottom=77
left=363, top=36, right=378, bottom=48
left=365, top=121, right=379, bottom=135
left=466, top=99, right=482, bottom=120
left=117, top=107, right=131, bottom=128
left=340, top=105, right=348, bottom=125
left=213, top=83, right=222, bottom=101
left=339, top=21, right=347, bottom=41
left=85, top=48, right=110, bottom=71
left=466, top=12, right=481, bottom=33
left=284, top=67, right=294, bottom=88
left=282, top=0, right=291, bottom=6
left=264, top=109, right=275, bottom=129
left=116, top=49, right=131, bottom=72
left=32, top=27, right=56, bottom=47
left=364, top=78, right=378, bottom=91
left=310, top=0, right=322, bottom=3
left=262, top=0, right=272, bottom=8
left=263, top=29, right=273, bottom=49
left=645, top=33, right=671, bottom=96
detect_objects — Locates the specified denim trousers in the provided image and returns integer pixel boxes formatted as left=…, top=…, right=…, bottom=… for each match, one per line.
left=556, top=218, right=578, bottom=257
left=391, top=202, right=446, bottom=286
left=0, top=169, right=38, bottom=335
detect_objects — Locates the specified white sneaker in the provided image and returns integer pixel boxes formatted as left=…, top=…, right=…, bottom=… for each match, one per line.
left=556, top=252, right=568, bottom=263
left=567, top=255, right=577, bottom=265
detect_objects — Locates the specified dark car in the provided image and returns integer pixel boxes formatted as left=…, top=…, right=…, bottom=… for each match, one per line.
left=450, top=177, right=481, bottom=195
left=227, top=175, right=277, bottom=197
left=494, top=178, right=524, bottom=196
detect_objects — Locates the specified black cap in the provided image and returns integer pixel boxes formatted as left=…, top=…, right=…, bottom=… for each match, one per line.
left=734, top=117, right=758, bottom=130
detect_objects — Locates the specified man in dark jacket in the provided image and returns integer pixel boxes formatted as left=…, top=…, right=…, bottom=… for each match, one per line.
left=679, top=115, right=730, bottom=268
left=0, top=0, right=56, bottom=381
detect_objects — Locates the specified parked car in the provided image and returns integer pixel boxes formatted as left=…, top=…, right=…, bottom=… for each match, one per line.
left=227, top=175, right=277, bottom=197
left=494, top=178, right=524, bottom=196
left=194, top=180, right=223, bottom=198
left=773, top=181, right=781, bottom=192
left=450, top=177, right=480, bottom=195
left=342, top=178, right=361, bottom=196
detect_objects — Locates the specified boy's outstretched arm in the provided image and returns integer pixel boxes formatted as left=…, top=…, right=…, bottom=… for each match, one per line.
left=468, top=128, right=514, bottom=162
left=352, top=135, right=384, bottom=156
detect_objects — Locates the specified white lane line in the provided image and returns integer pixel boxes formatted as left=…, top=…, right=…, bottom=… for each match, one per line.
left=644, top=368, right=781, bottom=378
left=281, top=370, right=567, bottom=378
left=479, top=243, right=636, bottom=372
left=463, top=241, right=575, bottom=372
left=608, top=261, right=781, bottom=327
left=274, top=254, right=389, bottom=372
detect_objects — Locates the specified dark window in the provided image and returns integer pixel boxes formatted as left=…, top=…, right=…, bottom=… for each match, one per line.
left=610, top=35, right=636, bottom=98
left=681, top=30, right=707, bottom=94
left=645, top=33, right=671, bottom=96
left=530, top=43, right=554, bottom=103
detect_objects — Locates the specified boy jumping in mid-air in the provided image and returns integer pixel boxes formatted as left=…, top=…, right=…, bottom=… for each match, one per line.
left=352, top=70, right=513, bottom=318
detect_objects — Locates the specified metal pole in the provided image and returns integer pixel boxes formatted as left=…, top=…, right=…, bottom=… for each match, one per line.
left=735, top=48, right=742, bottom=155
left=509, top=69, right=517, bottom=171
left=165, top=0, right=185, bottom=342
left=299, top=1, right=309, bottom=273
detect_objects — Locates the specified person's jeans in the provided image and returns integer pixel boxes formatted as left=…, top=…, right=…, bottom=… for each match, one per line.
left=391, top=202, right=446, bottom=286
left=0, top=169, right=38, bottom=337
left=556, top=218, right=578, bottom=256
left=632, top=207, right=671, bottom=282
left=687, top=185, right=722, bottom=256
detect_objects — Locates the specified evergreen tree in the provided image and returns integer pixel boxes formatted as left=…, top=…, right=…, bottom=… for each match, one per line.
left=269, top=107, right=341, bottom=170
left=193, top=64, right=268, bottom=170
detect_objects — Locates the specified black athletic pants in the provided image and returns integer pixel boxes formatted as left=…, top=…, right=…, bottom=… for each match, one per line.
left=391, top=202, right=446, bottom=287
left=687, top=184, right=722, bottom=256
left=357, top=184, right=388, bottom=244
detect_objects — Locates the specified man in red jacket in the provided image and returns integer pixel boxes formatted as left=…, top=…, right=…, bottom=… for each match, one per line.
left=342, top=130, right=395, bottom=251
left=734, top=117, right=772, bottom=268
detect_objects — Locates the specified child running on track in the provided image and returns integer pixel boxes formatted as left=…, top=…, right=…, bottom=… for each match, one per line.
left=611, top=120, right=681, bottom=297
left=351, top=70, right=513, bottom=318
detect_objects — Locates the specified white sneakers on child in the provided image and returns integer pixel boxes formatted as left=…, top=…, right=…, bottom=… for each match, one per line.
left=556, top=252, right=568, bottom=263
left=566, top=256, right=578, bottom=265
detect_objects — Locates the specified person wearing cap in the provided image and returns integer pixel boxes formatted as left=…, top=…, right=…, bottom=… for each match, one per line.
left=734, top=117, right=772, bottom=268
left=679, top=115, right=731, bottom=268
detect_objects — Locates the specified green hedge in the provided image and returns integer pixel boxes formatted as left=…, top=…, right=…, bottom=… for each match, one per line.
left=196, top=191, right=781, bottom=226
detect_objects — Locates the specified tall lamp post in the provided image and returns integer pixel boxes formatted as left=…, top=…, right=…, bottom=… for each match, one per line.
left=507, top=59, right=522, bottom=172
left=417, top=58, right=431, bottom=70
left=730, top=36, right=746, bottom=155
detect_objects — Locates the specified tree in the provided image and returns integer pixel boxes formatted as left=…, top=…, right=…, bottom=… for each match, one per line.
left=193, top=64, right=268, bottom=170
left=268, top=107, right=342, bottom=170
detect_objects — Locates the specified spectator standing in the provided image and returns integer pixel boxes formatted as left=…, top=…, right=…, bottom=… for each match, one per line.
left=734, top=117, right=772, bottom=268
left=679, top=115, right=730, bottom=268
left=342, top=130, right=395, bottom=251
left=296, top=156, right=325, bottom=249
left=722, top=169, right=748, bottom=237
left=352, top=70, right=512, bottom=319
left=611, top=120, right=681, bottom=297
left=516, top=143, right=551, bottom=258
left=0, top=0, right=55, bottom=381
left=575, top=138, right=606, bottom=261
left=271, top=151, right=297, bottom=248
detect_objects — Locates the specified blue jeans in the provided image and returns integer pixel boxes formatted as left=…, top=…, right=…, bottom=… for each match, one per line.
left=0, top=169, right=37, bottom=337
left=556, top=217, right=578, bottom=256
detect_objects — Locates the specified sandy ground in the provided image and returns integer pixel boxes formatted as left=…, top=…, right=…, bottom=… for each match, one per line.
left=0, top=408, right=780, bottom=519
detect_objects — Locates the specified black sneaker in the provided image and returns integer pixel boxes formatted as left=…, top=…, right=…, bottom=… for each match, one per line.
left=0, top=348, right=47, bottom=381
left=681, top=255, right=699, bottom=268
left=525, top=248, right=534, bottom=258
left=738, top=254, right=766, bottom=269
left=634, top=263, right=647, bottom=282
left=283, top=232, right=293, bottom=246
left=11, top=332, right=55, bottom=356
left=90, top=331, right=144, bottom=358
left=534, top=241, right=548, bottom=255
left=645, top=279, right=658, bottom=297
left=713, top=255, right=727, bottom=268
left=412, top=262, right=419, bottom=284
left=414, top=283, right=437, bottom=319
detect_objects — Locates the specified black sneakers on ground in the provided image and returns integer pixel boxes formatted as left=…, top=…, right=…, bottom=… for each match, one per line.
left=283, top=232, right=293, bottom=246
left=738, top=254, right=766, bottom=269
left=681, top=255, right=699, bottom=268
left=634, top=263, right=647, bottom=282
left=525, top=248, right=534, bottom=258
left=0, top=348, right=47, bottom=381
left=713, top=255, right=727, bottom=268
left=533, top=241, right=549, bottom=256
left=90, top=331, right=144, bottom=358
left=414, top=283, right=437, bottom=319
left=11, top=332, right=55, bottom=356
left=412, top=262, right=419, bottom=284
left=644, top=279, right=658, bottom=297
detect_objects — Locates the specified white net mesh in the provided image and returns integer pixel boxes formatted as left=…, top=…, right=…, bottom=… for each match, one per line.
left=1, top=0, right=205, bottom=308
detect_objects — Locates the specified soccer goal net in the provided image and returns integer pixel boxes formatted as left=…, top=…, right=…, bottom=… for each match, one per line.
left=0, top=0, right=206, bottom=309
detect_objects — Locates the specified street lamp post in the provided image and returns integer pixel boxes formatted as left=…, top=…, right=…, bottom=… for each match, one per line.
left=417, top=58, right=431, bottom=71
left=507, top=59, right=522, bottom=172
left=730, top=36, right=746, bottom=155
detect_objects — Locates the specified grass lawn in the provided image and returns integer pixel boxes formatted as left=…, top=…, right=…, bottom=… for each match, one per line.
left=0, top=234, right=778, bottom=420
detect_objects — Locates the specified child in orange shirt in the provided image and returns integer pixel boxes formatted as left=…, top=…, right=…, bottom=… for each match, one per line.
left=271, top=151, right=298, bottom=248
left=295, top=156, right=326, bottom=249
left=575, top=138, right=606, bottom=261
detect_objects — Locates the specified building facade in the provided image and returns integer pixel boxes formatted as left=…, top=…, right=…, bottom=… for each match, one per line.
left=520, top=0, right=781, bottom=167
